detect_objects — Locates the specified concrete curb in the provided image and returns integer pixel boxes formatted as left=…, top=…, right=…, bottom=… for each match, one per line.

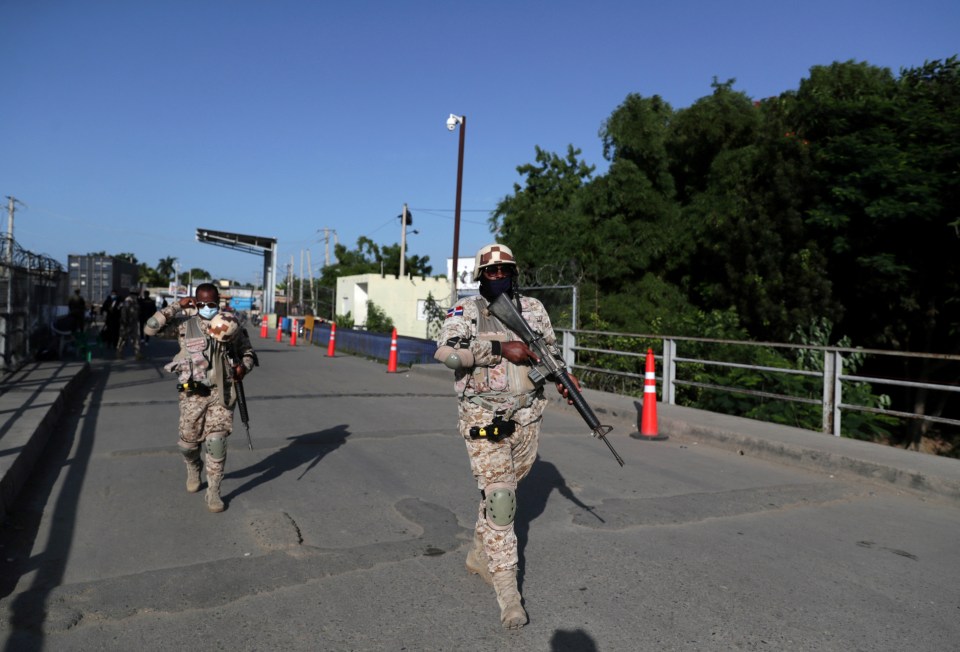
left=0, top=361, right=90, bottom=517
left=413, top=363, right=960, bottom=505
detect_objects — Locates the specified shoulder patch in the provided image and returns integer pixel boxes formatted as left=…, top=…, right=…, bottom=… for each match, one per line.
left=446, top=305, right=464, bottom=319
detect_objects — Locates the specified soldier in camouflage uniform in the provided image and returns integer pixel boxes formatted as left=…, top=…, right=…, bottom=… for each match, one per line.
left=143, top=283, right=256, bottom=513
left=115, top=288, right=142, bottom=360
left=435, top=243, right=580, bottom=629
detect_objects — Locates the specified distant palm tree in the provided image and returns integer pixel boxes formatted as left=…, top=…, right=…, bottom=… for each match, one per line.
left=157, top=256, right=177, bottom=281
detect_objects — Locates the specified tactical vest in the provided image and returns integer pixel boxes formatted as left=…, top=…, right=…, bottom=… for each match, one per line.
left=166, top=316, right=236, bottom=408
left=467, top=295, right=537, bottom=399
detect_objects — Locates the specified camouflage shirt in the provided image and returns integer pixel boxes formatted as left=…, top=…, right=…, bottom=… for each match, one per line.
left=437, top=294, right=559, bottom=399
left=150, top=303, right=256, bottom=386
left=119, top=295, right=140, bottom=326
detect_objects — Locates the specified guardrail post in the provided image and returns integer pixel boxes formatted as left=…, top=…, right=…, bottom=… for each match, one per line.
left=822, top=350, right=843, bottom=436
left=562, top=330, right=576, bottom=369
left=663, top=338, right=677, bottom=405
left=833, top=351, right=843, bottom=436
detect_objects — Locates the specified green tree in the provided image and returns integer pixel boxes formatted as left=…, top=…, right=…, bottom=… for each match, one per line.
left=491, top=145, right=595, bottom=274
left=364, top=301, right=394, bottom=333
left=423, top=292, right=447, bottom=339
left=319, top=237, right=432, bottom=286
left=178, top=268, right=212, bottom=285
left=667, top=79, right=760, bottom=203
left=157, top=257, right=177, bottom=281
left=138, top=263, right=166, bottom=286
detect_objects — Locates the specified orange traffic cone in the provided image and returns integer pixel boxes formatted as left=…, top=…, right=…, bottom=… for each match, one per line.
left=275, top=321, right=282, bottom=342
left=386, top=327, right=398, bottom=373
left=326, top=322, right=337, bottom=357
left=632, top=348, right=668, bottom=441
left=290, top=319, right=298, bottom=346
left=260, top=315, right=268, bottom=338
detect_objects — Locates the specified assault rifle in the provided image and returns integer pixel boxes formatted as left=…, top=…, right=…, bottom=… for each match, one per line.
left=488, top=293, right=624, bottom=467
left=235, top=378, right=253, bottom=450
left=228, top=338, right=258, bottom=451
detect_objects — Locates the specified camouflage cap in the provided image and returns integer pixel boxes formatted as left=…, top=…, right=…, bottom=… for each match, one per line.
left=208, top=311, right=240, bottom=342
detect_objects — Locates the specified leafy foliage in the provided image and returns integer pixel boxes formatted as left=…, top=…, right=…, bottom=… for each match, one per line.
left=422, top=292, right=447, bottom=340
left=364, top=300, right=394, bottom=333
left=495, top=57, right=960, bottom=452
left=319, top=237, right=432, bottom=286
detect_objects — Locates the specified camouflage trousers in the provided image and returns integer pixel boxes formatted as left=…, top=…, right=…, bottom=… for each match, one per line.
left=458, top=398, right=545, bottom=574
left=116, top=322, right=141, bottom=356
left=178, top=385, right=234, bottom=478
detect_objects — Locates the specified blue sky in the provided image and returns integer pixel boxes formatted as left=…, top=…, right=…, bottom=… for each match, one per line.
left=2, top=0, right=957, bottom=286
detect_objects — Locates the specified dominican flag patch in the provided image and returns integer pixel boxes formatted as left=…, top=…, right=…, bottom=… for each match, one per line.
left=446, top=305, right=464, bottom=318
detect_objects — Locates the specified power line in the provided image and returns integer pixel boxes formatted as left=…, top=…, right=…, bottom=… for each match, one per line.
left=409, top=208, right=489, bottom=225
left=409, top=208, right=494, bottom=212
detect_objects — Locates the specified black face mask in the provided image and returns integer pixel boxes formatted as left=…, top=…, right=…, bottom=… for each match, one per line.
left=479, top=276, right=513, bottom=302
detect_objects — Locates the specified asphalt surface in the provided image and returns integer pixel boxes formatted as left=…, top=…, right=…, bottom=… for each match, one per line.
left=0, top=328, right=958, bottom=651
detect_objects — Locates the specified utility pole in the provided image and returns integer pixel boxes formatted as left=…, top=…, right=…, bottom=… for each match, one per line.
left=306, top=249, right=315, bottom=314
left=299, top=249, right=304, bottom=309
left=399, top=203, right=409, bottom=278
left=318, top=228, right=339, bottom=267
left=5, top=196, right=24, bottom=266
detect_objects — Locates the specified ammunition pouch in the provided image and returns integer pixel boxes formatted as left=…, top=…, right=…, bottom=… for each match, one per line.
left=177, top=380, right=211, bottom=397
left=469, top=415, right=516, bottom=442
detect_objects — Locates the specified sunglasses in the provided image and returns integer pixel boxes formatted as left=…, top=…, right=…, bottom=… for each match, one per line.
left=482, top=264, right=514, bottom=276
left=195, top=302, right=219, bottom=309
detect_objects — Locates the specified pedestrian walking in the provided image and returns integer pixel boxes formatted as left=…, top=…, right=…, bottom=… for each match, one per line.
left=435, top=243, right=581, bottom=629
left=143, top=283, right=257, bottom=512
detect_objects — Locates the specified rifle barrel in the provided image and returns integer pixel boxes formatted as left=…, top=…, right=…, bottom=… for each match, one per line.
left=235, top=379, right=253, bottom=450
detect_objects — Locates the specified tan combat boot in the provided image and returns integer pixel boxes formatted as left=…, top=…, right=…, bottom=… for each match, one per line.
left=182, top=449, right=202, bottom=493
left=492, top=569, right=527, bottom=629
left=465, top=532, right=493, bottom=585
left=205, top=474, right=225, bottom=513
left=185, top=458, right=202, bottom=493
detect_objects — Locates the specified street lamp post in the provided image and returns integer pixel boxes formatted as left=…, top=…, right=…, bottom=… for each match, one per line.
left=446, top=113, right=466, bottom=306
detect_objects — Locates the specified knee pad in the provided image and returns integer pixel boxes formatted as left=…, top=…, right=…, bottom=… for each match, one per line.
left=484, top=482, right=517, bottom=530
left=204, top=436, right=227, bottom=460
left=180, top=446, right=200, bottom=463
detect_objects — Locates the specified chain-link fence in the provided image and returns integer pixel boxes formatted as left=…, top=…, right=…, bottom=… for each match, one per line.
left=0, top=235, right=68, bottom=373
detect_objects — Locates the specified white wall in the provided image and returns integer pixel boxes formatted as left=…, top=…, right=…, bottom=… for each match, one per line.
left=335, top=274, right=451, bottom=338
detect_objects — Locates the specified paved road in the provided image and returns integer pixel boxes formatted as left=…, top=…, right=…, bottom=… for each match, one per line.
left=1, top=332, right=958, bottom=651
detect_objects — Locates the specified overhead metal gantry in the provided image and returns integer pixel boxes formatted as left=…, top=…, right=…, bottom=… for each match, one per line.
left=195, top=228, right=278, bottom=314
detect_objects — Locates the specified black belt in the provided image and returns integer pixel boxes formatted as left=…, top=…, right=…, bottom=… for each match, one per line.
left=469, top=415, right=516, bottom=442
left=177, top=381, right=211, bottom=396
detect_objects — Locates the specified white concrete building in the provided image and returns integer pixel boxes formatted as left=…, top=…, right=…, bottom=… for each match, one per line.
left=335, top=274, right=452, bottom=339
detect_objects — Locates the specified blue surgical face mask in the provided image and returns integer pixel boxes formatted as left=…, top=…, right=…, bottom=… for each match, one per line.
left=198, top=306, right=219, bottom=320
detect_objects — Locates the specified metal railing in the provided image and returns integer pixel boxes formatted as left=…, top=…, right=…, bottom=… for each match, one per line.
left=1, top=235, right=68, bottom=373
left=559, top=329, right=960, bottom=437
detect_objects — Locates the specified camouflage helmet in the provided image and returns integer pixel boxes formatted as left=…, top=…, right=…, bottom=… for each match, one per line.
left=472, top=243, right=517, bottom=281
left=208, top=311, right=240, bottom=342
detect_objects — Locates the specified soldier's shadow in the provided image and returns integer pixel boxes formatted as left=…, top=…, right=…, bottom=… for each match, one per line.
left=515, top=454, right=602, bottom=586
left=223, top=425, right=351, bottom=502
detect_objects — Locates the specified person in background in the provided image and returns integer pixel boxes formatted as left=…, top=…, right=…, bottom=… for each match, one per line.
left=144, top=283, right=257, bottom=513
left=115, top=288, right=141, bottom=360
left=100, top=289, right=122, bottom=348
left=138, top=290, right=156, bottom=345
left=68, top=288, right=86, bottom=333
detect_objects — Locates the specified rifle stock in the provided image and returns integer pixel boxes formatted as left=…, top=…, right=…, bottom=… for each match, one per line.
left=489, top=294, right=624, bottom=466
